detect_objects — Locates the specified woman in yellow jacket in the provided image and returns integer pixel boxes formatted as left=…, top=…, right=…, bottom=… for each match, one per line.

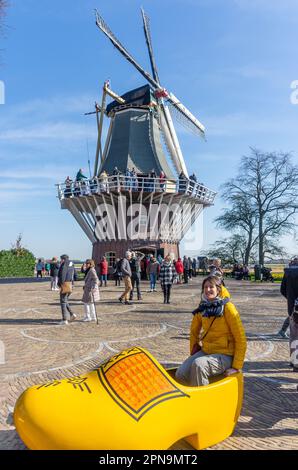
left=176, top=276, right=246, bottom=386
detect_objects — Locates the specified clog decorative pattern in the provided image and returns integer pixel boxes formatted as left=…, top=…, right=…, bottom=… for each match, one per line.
left=97, top=347, right=188, bottom=420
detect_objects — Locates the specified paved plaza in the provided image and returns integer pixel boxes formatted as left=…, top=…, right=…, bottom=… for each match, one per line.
left=0, top=276, right=297, bottom=450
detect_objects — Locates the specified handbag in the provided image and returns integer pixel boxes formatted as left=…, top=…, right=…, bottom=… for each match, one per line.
left=60, top=281, right=72, bottom=294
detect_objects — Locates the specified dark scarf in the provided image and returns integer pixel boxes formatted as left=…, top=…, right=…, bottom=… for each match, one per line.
left=192, top=297, right=230, bottom=317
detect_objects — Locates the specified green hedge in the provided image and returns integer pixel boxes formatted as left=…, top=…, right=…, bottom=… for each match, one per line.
left=0, top=249, right=36, bottom=278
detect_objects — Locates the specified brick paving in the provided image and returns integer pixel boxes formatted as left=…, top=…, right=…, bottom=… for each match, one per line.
left=0, top=276, right=297, bottom=450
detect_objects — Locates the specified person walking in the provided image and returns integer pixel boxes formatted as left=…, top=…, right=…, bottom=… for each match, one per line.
left=175, top=276, right=246, bottom=386
left=175, top=257, right=184, bottom=284
left=57, top=254, right=77, bottom=325
left=119, top=251, right=133, bottom=305
left=188, top=257, right=193, bottom=280
left=50, top=257, right=60, bottom=291
left=129, top=251, right=144, bottom=301
left=159, top=255, right=176, bottom=304
left=147, top=257, right=160, bottom=292
left=99, top=256, right=108, bottom=287
left=82, top=259, right=100, bottom=322
left=278, top=259, right=298, bottom=367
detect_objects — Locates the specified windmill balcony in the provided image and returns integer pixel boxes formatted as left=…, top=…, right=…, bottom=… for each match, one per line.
left=56, top=175, right=216, bottom=206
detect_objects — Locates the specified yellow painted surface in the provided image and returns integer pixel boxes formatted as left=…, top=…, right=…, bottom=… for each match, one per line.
left=14, top=347, right=243, bottom=450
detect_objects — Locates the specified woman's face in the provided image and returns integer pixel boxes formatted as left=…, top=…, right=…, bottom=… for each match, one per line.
left=204, top=281, right=218, bottom=300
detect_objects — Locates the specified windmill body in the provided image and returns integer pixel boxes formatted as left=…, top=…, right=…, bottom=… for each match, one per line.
left=57, top=10, right=216, bottom=265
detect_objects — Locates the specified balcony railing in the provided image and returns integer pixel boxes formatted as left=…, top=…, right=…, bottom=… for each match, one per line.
left=56, top=175, right=216, bottom=205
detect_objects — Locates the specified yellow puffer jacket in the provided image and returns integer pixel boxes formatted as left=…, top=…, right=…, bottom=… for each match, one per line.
left=190, top=301, right=247, bottom=370
left=220, top=285, right=230, bottom=299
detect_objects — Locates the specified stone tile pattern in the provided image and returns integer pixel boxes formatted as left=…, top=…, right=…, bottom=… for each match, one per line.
left=0, top=277, right=297, bottom=450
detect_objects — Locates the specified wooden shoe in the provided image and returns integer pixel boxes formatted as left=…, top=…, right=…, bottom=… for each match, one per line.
left=14, top=347, right=243, bottom=450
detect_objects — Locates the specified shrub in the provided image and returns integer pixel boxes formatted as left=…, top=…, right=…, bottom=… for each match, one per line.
left=0, top=249, right=36, bottom=278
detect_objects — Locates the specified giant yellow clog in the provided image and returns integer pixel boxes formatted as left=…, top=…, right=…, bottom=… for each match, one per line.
left=14, top=347, right=243, bottom=450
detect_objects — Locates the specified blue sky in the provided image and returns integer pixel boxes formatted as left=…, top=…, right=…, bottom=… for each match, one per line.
left=0, top=0, right=297, bottom=259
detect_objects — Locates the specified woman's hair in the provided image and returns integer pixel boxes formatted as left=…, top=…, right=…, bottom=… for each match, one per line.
left=86, top=259, right=95, bottom=268
left=202, top=275, right=222, bottom=294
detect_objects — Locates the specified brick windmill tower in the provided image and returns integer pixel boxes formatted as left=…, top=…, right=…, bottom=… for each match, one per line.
left=57, top=9, right=216, bottom=267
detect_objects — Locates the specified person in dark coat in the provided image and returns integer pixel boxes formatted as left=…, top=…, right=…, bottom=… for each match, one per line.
left=183, top=256, right=190, bottom=284
left=50, top=257, right=60, bottom=291
left=129, top=251, right=144, bottom=301
left=57, top=254, right=77, bottom=325
left=278, top=259, right=298, bottom=342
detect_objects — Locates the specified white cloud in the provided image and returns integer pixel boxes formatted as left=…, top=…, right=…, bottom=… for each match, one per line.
left=0, top=167, right=75, bottom=180
left=0, top=121, right=96, bottom=142
left=205, top=112, right=298, bottom=137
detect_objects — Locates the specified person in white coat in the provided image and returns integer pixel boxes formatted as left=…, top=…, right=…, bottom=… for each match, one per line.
left=82, top=259, right=100, bottom=322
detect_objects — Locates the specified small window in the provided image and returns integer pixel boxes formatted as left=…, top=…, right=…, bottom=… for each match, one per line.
left=105, top=251, right=116, bottom=268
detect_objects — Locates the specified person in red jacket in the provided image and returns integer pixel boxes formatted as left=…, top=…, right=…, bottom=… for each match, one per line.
left=99, top=256, right=108, bottom=287
left=175, top=257, right=184, bottom=284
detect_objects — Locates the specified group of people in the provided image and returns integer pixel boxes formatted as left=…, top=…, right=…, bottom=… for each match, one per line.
left=63, top=167, right=168, bottom=198
left=56, top=254, right=99, bottom=324
left=117, top=251, right=177, bottom=305
left=49, top=251, right=297, bottom=383
left=231, top=264, right=250, bottom=280
left=36, top=258, right=63, bottom=290
left=62, top=167, right=206, bottom=199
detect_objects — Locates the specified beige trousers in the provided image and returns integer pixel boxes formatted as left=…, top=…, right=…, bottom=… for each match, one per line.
left=120, top=276, right=132, bottom=302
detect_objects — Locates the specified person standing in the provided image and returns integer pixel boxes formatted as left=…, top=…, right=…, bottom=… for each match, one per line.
left=36, top=259, right=44, bottom=278
left=113, top=258, right=122, bottom=286
left=209, top=258, right=224, bottom=279
left=188, top=257, right=193, bottom=280
left=147, top=257, right=160, bottom=292
left=82, top=259, right=100, bottom=322
left=159, top=255, right=176, bottom=304
left=119, top=251, right=132, bottom=305
left=183, top=255, right=190, bottom=284
left=192, top=258, right=197, bottom=277
left=278, top=259, right=298, bottom=362
left=99, top=256, right=108, bottom=287
left=175, top=257, right=184, bottom=284
left=129, top=251, right=144, bottom=301
left=58, top=255, right=77, bottom=325
left=76, top=168, right=88, bottom=181
left=50, top=257, right=60, bottom=291
left=159, top=171, right=166, bottom=192
left=57, top=255, right=77, bottom=325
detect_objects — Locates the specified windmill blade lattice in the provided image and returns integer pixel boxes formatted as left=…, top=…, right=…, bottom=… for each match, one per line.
left=167, top=101, right=205, bottom=138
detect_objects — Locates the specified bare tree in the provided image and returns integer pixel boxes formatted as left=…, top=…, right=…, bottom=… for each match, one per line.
left=207, top=234, right=250, bottom=266
left=11, top=233, right=26, bottom=256
left=215, top=192, right=258, bottom=265
left=220, top=148, right=298, bottom=266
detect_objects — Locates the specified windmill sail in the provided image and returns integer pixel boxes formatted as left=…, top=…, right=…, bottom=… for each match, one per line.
left=141, top=8, right=160, bottom=85
left=95, top=10, right=159, bottom=90
left=95, top=10, right=205, bottom=143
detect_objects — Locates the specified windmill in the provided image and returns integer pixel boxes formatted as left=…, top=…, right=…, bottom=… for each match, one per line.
left=57, top=9, right=216, bottom=265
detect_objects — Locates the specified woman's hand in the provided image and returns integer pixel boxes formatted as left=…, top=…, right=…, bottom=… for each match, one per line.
left=224, top=368, right=239, bottom=376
